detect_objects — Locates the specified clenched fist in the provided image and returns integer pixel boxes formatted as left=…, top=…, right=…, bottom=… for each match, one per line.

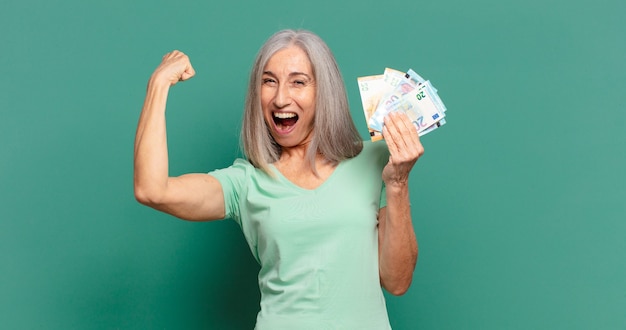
left=150, top=50, right=196, bottom=87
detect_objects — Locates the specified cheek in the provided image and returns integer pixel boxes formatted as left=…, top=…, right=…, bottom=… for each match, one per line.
left=261, top=106, right=272, bottom=126
left=260, top=91, right=274, bottom=115
left=260, top=88, right=271, bottom=108
left=298, top=89, right=316, bottom=109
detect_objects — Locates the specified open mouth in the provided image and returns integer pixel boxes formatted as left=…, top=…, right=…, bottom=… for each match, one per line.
left=272, top=112, right=299, bottom=130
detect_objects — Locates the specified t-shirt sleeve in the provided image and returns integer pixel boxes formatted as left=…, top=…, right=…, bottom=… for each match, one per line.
left=371, top=141, right=390, bottom=210
left=207, top=158, right=250, bottom=223
left=379, top=183, right=387, bottom=209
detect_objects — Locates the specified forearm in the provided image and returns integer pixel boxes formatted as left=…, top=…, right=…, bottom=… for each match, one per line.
left=379, top=183, right=418, bottom=295
left=134, top=79, right=171, bottom=204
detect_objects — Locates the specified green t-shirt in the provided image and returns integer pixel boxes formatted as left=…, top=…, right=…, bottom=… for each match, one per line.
left=209, top=141, right=392, bottom=329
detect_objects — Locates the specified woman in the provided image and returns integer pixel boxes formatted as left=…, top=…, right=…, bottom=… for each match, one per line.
left=134, top=29, right=424, bottom=329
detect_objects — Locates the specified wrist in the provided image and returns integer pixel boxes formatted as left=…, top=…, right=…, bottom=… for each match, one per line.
left=147, top=73, right=171, bottom=90
left=385, top=181, right=409, bottom=194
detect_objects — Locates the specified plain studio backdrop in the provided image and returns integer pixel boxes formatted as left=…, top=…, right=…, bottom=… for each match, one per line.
left=1, top=0, right=624, bottom=328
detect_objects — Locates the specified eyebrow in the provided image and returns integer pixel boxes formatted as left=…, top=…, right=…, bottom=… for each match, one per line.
left=263, top=71, right=312, bottom=80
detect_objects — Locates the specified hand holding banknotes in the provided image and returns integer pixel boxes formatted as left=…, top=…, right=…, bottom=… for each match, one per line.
left=358, top=68, right=447, bottom=141
left=381, top=112, right=424, bottom=187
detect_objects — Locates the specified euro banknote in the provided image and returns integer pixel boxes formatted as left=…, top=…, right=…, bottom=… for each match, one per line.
left=357, top=68, right=447, bottom=141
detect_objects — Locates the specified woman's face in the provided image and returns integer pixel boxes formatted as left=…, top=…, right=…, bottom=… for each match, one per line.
left=261, top=46, right=316, bottom=149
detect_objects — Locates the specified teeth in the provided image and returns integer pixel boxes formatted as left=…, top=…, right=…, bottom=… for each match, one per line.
left=273, top=112, right=296, bottom=119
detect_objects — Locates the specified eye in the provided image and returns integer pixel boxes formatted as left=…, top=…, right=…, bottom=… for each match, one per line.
left=262, top=78, right=277, bottom=86
left=293, top=80, right=306, bottom=86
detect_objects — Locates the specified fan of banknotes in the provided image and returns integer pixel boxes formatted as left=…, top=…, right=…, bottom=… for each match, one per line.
left=357, top=68, right=447, bottom=141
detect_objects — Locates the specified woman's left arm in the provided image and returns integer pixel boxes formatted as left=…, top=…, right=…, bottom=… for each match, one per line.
left=378, top=112, right=424, bottom=295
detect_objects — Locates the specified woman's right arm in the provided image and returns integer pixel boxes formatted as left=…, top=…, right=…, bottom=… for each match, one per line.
left=134, top=51, right=225, bottom=221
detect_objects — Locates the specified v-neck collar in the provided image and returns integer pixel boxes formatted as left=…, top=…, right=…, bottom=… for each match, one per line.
left=269, top=161, right=345, bottom=193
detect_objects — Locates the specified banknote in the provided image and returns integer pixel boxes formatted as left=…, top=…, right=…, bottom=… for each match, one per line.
left=382, top=67, right=408, bottom=90
left=407, top=69, right=447, bottom=133
left=357, top=74, right=386, bottom=141
left=356, top=67, right=425, bottom=141
left=359, top=68, right=415, bottom=140
left=403, top=69, right=447, bottom=134
left=368, top=75, right=445, bottom=133
left=406, top=69, right=446, bottom=114
left=357, top=68, right=447, bottom=140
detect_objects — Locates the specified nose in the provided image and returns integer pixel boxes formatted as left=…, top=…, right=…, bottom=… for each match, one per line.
left=273, top=83, right=292, bottom=108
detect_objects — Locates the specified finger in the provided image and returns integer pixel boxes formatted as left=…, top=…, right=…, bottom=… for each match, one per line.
left=163, top=50, right=180, bottom=61
left=384, top=113, right=409, bottom=151
left=399, top=115, right=425, bottom=159
left=385, top=113, right=425, bottom=161
left=395, top=113, right=415, bottom=149
left=399, top=114, right=421, bottom=154
left=180, top=64, right=196, bottom=81
left=382, top=124, right=399, bottom=158
left=399, top=113, right=418, bottom=137
left=162, top=50, right=187, bottom=64
left=393, top=113, right=422, bottom=147
left=162, top=51, right=195, bottom=82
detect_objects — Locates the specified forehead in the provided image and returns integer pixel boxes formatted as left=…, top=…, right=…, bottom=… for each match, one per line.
left=264, top=46, right=312, bottom=74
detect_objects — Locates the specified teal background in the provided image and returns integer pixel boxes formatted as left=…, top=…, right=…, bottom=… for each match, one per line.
left=1, top=0, right=625, bottom=328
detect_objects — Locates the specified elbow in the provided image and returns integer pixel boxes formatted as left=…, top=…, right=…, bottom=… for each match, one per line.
left=385, top=279, right=413, bottom=296
left=389, top=288, right=408, bottom=296
left=381, top=253, right=418, bottom=296
left=134, top=183, right=162, bottom=207
left=381, top=270, right=414, bottom=296
left=134, top=186, right=151, bottom=205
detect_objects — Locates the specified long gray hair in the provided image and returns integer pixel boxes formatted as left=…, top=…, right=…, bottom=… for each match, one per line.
left=241, top=29, right=363, bottom=175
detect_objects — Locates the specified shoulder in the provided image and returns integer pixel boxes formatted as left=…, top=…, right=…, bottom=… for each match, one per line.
left=209, top=158, right=254, bottom=176
left=208, top=158, right=256, bottom=189
left=340, top=140, right=389, bottom=173
left=209, top=158, right=278, bottom=190
left=358, top=140, right=390, bottom=162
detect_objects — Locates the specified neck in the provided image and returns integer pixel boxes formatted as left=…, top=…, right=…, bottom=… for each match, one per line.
left=277, top=142, right=331, bottom=176
left=279, top=142, right=310, bottom=162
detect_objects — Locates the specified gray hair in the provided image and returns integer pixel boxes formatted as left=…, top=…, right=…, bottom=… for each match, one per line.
left=241, top=29, right=363, bottom=174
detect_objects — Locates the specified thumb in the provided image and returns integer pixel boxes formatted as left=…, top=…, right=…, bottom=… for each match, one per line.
left=179, top=66, right=196, bottom=82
